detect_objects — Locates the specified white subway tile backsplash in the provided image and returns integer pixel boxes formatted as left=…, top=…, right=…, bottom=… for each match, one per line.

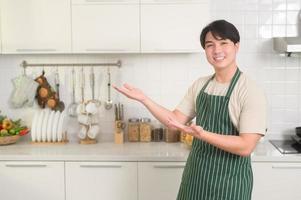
left=287, top=0, right=301, bottom=10
left=0, top=0, right=301, bottom=141
left=259, top=11, right=273, bottom=25
left=272, top=0, right=287, bottom=11
left=273, top=11, right=287, bottom=24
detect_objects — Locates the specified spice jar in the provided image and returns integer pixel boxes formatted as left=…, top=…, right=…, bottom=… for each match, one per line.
left=164, top=128, right=180, bottom=143
left=139, top=118, right=152, bottom=142
left=128, top=118, right=140, bottom=142
left=152, top=121, right=164, bottom=142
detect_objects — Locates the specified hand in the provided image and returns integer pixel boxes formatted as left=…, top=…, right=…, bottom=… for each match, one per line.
left=113, top=83, right=147, bottom=102
left=167, top=117, right=204, bottom=139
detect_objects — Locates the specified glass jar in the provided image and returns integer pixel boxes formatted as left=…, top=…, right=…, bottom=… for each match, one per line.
left=152, top=121, right=164, bottom=142
left=139, top=118, right=152, bottom=142
left=164, top=128, right=180, bottom=143
left=128, top=118, right=140, bottom=142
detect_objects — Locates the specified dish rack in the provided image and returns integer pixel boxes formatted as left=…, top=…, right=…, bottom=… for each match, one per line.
left=31, top=109, right=68, bottom=144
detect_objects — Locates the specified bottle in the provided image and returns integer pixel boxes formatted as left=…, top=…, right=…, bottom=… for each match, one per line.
left=139, top=118, right=152, bottom=142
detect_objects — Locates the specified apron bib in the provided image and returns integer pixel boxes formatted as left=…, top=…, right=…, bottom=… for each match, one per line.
left=177, top=69, right=252, bottom=200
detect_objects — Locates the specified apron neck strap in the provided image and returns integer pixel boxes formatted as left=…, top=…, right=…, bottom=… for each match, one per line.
left=225, top=68, right=241, bottom=98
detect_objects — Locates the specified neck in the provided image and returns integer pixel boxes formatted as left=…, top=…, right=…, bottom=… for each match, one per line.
left=214, top=65, right=238, bottom=83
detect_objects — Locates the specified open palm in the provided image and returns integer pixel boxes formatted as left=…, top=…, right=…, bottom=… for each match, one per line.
left=113, top=83, right=146, bottom=102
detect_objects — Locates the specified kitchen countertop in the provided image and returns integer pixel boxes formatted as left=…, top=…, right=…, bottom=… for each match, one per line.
left=1, top=139, right=301, bottom=162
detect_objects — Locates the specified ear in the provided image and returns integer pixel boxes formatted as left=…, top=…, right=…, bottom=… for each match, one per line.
left=235, top=42, right=240, bottom=52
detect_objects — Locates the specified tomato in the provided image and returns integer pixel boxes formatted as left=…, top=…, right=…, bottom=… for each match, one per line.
left=19, top=128, right=29, bottom=136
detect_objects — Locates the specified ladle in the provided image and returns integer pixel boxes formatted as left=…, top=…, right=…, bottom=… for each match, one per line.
left=105, top=66, right=113, bottom=110
left=67, top=68, right=78, bottom=117
left=55, top=67, right=65, bottom=112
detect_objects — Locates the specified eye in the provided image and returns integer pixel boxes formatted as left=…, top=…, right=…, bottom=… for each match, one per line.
left=205, top=44, right=213, bottom=48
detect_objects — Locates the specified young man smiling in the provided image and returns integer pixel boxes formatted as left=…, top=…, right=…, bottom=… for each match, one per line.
left=114, top=20, right=267, bottom=200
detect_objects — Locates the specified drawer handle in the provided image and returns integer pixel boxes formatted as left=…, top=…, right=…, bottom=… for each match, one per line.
left=16, top=49, right=57, bottom=52
left=80, top=164, right=122, bottom=168
left=153, top=165, right=185, bottom=169
left=272, top=165, right=301, bottom=169
left=5, top=164, right=47, bottom=168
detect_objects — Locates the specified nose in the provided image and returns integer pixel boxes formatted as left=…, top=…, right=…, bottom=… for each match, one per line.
left=213, top=44, right=222, bottom=54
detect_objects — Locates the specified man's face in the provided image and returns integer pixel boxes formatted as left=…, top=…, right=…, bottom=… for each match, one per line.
left=204, top=32, right=239, bottom=71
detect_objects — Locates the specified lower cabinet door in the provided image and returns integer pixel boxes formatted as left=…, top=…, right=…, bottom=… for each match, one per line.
left=138, top=162, right=185, bottom=200
left=252, top=162, right=301, bottom=200
left=66, top=161, right=138, bottom=200
left=0, top=161, right=64, bottom=200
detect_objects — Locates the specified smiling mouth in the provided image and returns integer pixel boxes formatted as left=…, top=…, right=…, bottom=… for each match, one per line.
left=213, top=56, right=225, bottom=61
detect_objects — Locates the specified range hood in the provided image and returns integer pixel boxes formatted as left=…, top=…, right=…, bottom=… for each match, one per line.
left=273, top=37, right=301, bottom=56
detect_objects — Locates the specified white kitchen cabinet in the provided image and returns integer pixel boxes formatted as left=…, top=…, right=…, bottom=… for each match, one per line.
left=0, top=0, right=71, bottom=54
left=0, top=161, right=64, bottom=200
left=65, top=161, right=138, bottom=200
left=140, top=0, right=210, bottom=53
left=252, top=162, right=301, bottom=200
left=138, top=162, right=185, bottom=200
left=72, top=0, right=140, bottom=53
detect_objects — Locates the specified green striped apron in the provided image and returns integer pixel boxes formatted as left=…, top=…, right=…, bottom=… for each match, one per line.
left=177, top=69, right=252, bottom=200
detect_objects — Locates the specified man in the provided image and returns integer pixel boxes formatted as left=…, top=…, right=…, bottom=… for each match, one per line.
left=114, top=19, right=267, bottom=200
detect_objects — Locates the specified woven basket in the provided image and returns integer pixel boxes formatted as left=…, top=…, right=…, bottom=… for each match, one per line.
left=0, top=135, right=20, bottom=145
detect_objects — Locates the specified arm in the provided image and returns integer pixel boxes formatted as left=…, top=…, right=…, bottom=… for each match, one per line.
left=168, top=119, right=261, bottom=157
left=113, top=83, right=192, bottom=127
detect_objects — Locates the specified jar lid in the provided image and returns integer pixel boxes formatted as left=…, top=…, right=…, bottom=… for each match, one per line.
left=140, top=118, right=151, bottom=123
left=128, top=118, right=139, bottom=122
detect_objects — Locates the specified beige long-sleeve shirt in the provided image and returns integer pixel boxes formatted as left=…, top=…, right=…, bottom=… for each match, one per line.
left=176, top=72, right=267, bottom=135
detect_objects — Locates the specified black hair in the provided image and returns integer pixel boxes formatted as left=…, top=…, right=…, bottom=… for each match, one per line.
left=200, top=20, right=240, bottom=49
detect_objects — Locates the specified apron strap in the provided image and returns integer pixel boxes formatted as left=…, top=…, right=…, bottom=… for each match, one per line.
left=200, top=75, right=215, bottom=93
left=225, top=68, right=241, bottom=99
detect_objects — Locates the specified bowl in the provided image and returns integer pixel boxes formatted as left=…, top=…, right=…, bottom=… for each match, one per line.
left=0, top=135, right=20, bottom=145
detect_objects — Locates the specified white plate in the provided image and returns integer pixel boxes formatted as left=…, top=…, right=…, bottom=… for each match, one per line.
left=46, top=111, right=55, bottom=142
left=31, top=110, right=39, bottom=142
left=57, top=111, right=66, bottom=142
left=52, top=111, right=61, bottom=142
left=36, top=110, right=45, bottom=142
left=41, top=109, right=50, bottom=142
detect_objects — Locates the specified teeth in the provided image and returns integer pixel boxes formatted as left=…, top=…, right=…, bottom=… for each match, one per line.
left=214, top=56, right=224, bottom=61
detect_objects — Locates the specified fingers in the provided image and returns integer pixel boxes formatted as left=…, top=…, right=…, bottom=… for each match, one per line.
left=123, top=83, right=134, bottom=90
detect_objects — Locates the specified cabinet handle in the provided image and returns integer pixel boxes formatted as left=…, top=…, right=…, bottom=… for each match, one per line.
left=272, top=165, right=301, bottom=169
left=16, top=49, right=57, bottom=52
left=80, top=164, right=122, bottom=168
left=153, top=165, right=185, bottom=169
left=5, top=163, right=47, bottom=168
left=85, top=48, right=126, bottom=52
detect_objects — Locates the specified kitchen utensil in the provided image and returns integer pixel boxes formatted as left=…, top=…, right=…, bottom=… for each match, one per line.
left=67, top=68, right=78, bottom=117
left=76, top=67, right=86, bottom=114
left=105, top=67, right=113, bottom=110
left=55, top=68, right=65, bottom=112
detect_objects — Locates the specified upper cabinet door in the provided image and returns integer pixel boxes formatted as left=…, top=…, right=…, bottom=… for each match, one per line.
left=0, top=0, right=71, bottom=54
left=141, top=1, right=210, bottom=53
left=71, top=0, right=140, bottom=53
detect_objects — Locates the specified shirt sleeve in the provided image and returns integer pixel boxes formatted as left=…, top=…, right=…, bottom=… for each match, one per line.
left=238, top=80, right=267, bottom=135
left=175, top=83, right=197, bottom=119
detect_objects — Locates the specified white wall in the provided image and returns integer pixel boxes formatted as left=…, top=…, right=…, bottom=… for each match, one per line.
left=0, top=0, right=300, bottom=141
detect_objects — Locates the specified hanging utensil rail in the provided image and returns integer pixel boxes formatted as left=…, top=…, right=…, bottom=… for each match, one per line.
left=20, top=60, right=122, bottom=69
